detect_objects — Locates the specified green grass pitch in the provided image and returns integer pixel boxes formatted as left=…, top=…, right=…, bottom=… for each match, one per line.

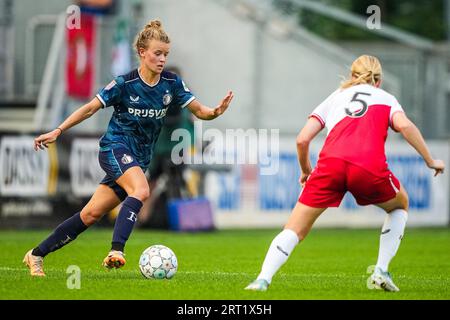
left=0, top=227, right=449, bottom=300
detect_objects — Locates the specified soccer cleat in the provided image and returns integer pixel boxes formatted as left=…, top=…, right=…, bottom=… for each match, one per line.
left=244, top=279, right=270, bottom=291
left=102, top=250, right=126, bottom=269
left=370, top=267, right=400, bottom=292
left=23, top=250, right=45, bottom=277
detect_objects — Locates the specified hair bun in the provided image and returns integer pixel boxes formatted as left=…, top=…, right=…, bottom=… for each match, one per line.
left=145, top=19, right=162, bottom=29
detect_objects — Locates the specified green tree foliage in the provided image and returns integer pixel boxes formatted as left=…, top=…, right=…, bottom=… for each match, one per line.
left=274, top=0, right=446, bottom=41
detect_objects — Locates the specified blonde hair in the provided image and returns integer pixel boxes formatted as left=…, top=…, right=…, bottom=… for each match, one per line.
left=134, top=19, right=170, bottom=56
left=340, top=55, right=382, bottom=89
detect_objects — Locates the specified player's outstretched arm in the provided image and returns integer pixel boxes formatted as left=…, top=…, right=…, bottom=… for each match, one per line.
left=34, top=97, right=103, bottom=151
left=186, top=91, right=233, bottom=120
left=296, top=117, right=323, bottom=186
left=392, top=112, right=445, bottom=176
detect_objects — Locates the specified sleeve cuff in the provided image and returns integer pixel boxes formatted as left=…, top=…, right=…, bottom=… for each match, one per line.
left=309, top=113, right=325, bottom=128
left=96, top=94, right=107, bottom=108
left=180, top=96, right=196, bottom=109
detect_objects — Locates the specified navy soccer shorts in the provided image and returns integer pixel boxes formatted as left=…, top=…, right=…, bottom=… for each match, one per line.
left=98, top=144, right=144, bottom=201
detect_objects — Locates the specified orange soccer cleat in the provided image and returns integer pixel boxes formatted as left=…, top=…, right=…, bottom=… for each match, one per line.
left=23, top=250, right=46, bottom=277
left=102, top=250, right=126, bottom=269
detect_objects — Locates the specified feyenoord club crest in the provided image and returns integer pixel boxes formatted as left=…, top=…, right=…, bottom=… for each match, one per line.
left=121, top=154, right=133, bottom=164
left=163, top=93, right=172, bottom=106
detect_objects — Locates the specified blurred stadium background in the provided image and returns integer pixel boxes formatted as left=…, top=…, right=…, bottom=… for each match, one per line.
left=0, top=0, right=449, bottom=232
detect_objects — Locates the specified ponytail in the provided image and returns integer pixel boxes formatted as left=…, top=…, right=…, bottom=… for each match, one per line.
left=341, top=55, right=382, bottom=89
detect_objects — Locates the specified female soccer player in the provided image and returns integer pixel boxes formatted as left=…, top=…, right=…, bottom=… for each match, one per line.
left=24, top=20, right=233, bottom=276
left=245, top=55, right=445, bottom=292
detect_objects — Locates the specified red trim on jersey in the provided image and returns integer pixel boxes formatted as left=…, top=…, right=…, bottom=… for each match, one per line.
left=389, top=110, right=404, bottom=132
left=309, top=114, right=325, bottom=128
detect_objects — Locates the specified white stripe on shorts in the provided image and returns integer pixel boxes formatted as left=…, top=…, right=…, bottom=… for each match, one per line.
left=389, top=174, right=399, bottom=193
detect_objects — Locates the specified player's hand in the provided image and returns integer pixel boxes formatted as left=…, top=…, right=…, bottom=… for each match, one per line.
left=213, top=91, right=233, bottom=118
left=34, top=129, right=61, bottom=151
left=427, top=159, right=445, bottom=176
left=299, top=172, right=310, bottom=188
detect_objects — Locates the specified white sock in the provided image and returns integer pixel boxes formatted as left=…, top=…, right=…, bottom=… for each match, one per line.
left=256, top=229, right=299, bottom=284
left=375, top=209, right=408, bottom=272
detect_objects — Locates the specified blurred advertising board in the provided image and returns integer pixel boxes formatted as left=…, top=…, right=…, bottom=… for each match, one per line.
left=0, top=132, right=105, bottom=228
left=204, top=137, right=450, bottom=228
left=0, top=132, right=448, bottom=229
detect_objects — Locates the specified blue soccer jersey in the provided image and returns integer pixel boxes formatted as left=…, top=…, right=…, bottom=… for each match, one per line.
left=96, top=69, right=195, bottom=168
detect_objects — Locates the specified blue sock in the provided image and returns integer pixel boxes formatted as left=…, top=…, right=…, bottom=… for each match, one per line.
left=111, top=196, right=142, bottom=252
left=33, top=212, right=88, bottom=257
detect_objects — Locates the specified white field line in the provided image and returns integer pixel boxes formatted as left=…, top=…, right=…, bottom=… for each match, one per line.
left=0, top=266, right=397, bottom=279
left=4, top=267, right=448, bottom=281
left=181, top=270, right=365, bottom=278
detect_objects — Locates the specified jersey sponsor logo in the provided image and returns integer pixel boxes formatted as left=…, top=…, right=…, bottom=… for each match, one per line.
left=130, top=95, right=140, bottom=103
left=121, top=154, right=133, bottom=165
left=104, top=80, right=117, bottom=90
left=163, top=93, right=172, bottom=105
left=128, top=107, right=169, bottom=119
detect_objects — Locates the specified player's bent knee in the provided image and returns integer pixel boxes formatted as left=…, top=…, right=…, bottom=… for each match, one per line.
left=80, top=210, right=102, bottom=226
left=402, top=191, right=409, bottom=210
left=395, top=189, right=409, bottom=211
left=385, top=193, right=409, bottom=213
left=130, top=187, right=150, bottom=202
left=284, top=224, right=308, bottom=241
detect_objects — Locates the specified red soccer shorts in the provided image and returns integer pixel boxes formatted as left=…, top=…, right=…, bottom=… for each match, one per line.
left=298, top=157, right=400, bottom=208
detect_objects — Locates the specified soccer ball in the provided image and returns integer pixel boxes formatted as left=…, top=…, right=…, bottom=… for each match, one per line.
left=139, top=245, right=178, bottom=279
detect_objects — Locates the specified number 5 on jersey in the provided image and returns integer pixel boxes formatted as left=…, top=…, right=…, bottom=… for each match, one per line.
left=345, top=92, right=371, bottom=117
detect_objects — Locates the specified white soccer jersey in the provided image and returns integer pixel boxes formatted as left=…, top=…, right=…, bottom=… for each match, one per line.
left=310, top=84, right=404, bottom=174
